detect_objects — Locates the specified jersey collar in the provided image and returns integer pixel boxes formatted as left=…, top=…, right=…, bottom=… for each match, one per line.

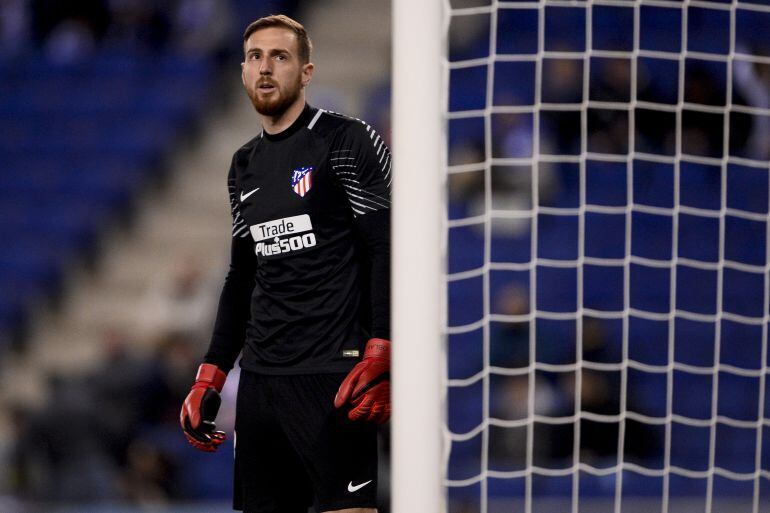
left=262, top=103, right=316, bottom=142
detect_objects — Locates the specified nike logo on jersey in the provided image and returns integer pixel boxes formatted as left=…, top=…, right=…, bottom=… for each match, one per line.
left=348, top=480, right=372, bottom=493
left=240, top=188, right=260, bottom=201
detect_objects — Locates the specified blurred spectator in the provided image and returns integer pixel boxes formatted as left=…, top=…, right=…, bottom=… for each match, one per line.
left=498, top=113, right=535, bottom=159
left=3, top=0, right=235, bottom=61
left=495, top=113, right=558, bottom=224
left=104, top=0, right=172, bottom=53
left=4, top=328, right=206, bottom=504
left=447, top=112, right=558, bottom=237
left=43, top=18, right=99, bottom=64
left=542, top=56, right=583, bottom=105
left=3, top=404, right=33, bottom=499
left=490, top=283, right=529, bottom=369
left=489, top=373, right=565, bottom=470
left=591, top=58, right=631, bottom=104
left=138, top=255, right=218, bottom=344
left=549, top=318, right=658, bottom=466
left=0, top=0, right=32, bottom=59
left=121, top=439, right=175, bottom=505
left=145, top=330, right=201, bottom=425
left=733, top=45, right=769, bottom=161
left=87, top=329, right=159, bottom=466
left=682, top=66, right=728, bottom=159
left=478, top=318, right=656, bottom=468
left=32, top=0, right=110, bottom=41
left=172, top=0, right=233, bottom=57
left=32, top=0, right=110, bottom=63
left=488, top=284, right=567, bottom=469
left=589, top=59, right=632, bottom=155
left=541, top=55, right=582, bottom=159
left=448, top=10, right=489, bottom=61
left=633, top=61, right=676, bottom=155
left=12, top=372, right=121, bottom=502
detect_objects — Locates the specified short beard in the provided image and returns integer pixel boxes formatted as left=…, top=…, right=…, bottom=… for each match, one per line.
left=248, top=78, right=302, bottom=118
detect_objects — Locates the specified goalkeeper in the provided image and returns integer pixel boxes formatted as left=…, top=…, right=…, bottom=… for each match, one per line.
left=179, top=14, right=391, bottom=513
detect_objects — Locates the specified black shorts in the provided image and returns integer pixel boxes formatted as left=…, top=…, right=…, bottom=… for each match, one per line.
left=233, top=370, right=378, bottom=513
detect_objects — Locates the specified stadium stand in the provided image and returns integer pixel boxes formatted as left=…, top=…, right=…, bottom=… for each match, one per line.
left=0, top=47, right=214, bottom=350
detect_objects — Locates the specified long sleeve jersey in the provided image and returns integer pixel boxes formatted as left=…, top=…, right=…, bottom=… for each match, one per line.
left=203, top=104, right=391, bottom=374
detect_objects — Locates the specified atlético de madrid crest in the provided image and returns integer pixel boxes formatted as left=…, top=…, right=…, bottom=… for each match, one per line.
left=291, top=166, right=313, bottom=197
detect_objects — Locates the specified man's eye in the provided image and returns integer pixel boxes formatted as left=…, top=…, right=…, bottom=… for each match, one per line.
left=250, top=53, right=260, bottom=60
left=276, top=55, right=287, bottom=61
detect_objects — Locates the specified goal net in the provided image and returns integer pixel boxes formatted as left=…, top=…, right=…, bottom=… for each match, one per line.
left=434, top=1, right=770, bottom=513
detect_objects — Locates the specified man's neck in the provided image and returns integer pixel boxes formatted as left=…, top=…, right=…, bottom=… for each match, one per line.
left=261, top=96, right=306, bottom=135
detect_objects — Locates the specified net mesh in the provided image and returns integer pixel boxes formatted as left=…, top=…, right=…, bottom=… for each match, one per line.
left=442, top=1, right=770, bottom=512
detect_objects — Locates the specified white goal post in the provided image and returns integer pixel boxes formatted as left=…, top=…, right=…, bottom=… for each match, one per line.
left=391, top=0, right=445, bottom=512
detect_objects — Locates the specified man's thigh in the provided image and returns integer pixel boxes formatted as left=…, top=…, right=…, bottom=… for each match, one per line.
left=233, top=370, right=313, bottom=513
left=271, top=373, right=379, bottom=512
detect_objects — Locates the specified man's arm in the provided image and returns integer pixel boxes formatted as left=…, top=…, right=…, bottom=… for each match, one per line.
left=332, top=121, right=392, bottom=424
left=181, top=159, right=256, bottom=450
left=204, top=159, right=257, bottom=371
left=354, top=209, right=390, bottom=340
left=203, top=234, right=256, bottom=372
left=332, top=120, right=392, bottom=338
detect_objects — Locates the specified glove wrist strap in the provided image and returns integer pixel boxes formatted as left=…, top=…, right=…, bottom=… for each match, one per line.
left=194, top=363, right=227, bottom=393
left=364, top=338, right=391, bottom=360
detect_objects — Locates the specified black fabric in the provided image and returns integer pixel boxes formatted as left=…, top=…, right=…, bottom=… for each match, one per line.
left=261, top=103, right=315, bottom=142
left=233, top=371, right=378, bottom=512
left=204, top=236, right=256, bottom=372
left=205, top=104, right=391, bottom=375
left=353, top=209, right=390, bottom=340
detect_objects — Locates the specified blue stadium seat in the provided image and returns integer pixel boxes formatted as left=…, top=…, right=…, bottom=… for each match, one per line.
left=0, top=49, right=215, bottom=341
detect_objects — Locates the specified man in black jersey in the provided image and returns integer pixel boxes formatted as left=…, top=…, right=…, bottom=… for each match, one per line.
left=179, top=14, right=391, bottom=513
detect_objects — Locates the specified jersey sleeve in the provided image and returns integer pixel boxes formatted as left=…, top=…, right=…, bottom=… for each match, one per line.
left=330, top=121, right=392, bottom=217
left=203, top=156, right=257, bottom=372
left=228, top=160, right=251, bottom=239
left=332, top=121, right=392, bottom=340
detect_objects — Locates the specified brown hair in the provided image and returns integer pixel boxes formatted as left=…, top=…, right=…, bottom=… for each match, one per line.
left=243, top=14, right=313, bottom=63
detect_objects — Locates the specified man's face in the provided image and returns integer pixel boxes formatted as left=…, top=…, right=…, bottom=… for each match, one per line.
left=242, top=27, right=313, bottom=117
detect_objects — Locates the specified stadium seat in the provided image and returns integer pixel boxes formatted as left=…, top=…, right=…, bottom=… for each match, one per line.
left=0, top=49, right=213, bottom=341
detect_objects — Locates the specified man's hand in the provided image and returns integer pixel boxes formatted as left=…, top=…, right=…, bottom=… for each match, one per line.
left=180, top=363, right=227, bottom=452
left=334, top=338, right=391, bottom=424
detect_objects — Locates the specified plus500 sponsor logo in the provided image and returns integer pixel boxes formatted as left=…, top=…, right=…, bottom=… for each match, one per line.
left=250, top=214, right=317, bottom=256
left=256, top=233, right=317, bottom=256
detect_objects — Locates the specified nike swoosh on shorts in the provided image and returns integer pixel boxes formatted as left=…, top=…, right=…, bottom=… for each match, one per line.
left=347, top=480, right=373, bottom=493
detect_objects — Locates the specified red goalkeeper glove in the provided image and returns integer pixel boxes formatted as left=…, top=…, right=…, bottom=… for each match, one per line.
left=180, top=363, right=227, bottom=452
left=334, top=338, right=391, bottom=424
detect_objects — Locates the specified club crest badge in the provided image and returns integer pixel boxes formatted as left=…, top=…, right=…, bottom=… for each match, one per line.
left=291, top=166, right=313, bottom=197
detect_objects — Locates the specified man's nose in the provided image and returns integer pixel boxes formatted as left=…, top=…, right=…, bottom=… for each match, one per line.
left=259, top=59, right=272, bottom=75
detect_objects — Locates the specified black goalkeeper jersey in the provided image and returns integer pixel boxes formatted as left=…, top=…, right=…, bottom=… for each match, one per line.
left=204, top=104, right=391, bottom=375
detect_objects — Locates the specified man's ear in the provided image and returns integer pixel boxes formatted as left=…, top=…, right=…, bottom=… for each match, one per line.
left=301, top=62, right=315, bottom=88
